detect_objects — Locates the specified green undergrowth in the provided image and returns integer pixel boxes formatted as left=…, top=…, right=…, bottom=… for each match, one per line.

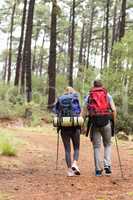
left=0, top=128, right=22, bottom=156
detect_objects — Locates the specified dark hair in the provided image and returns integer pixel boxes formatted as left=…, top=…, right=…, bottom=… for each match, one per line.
left=93, top=80, right=103, bottom=87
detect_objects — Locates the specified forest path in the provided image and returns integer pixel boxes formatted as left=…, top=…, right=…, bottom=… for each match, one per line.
left=0, top=124, right=133, bottom=200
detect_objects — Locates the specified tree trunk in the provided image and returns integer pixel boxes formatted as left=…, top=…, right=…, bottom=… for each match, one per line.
left=23, top=0, right=35, bottom=102
left=32, top=28, right=40, bottom=72
left=78, top=22, right=85, bottom=65
left=3, top=39, right=9, bottom=82
left=122, top=75, right=129, bottom=115
left=48, top=0, right=57, bottom=109
left=7, top=2, right=16, bottom=84
left=39, top=32, right=45, bottom=76
left=69, top=0, right=75, bottom=87
left=119, top=0, right=127, bottom=40
left=14, top=0, right=27, bottom=86
left=101, top=24, right=105, bottom=71
left=86, top=4, right=95, bottom=68
left=3, top=55, right=8, bottom=83
left=21, top=46, right=26, bottom=93
left=111, top=0, right=118, bottom=50
left=100, top=8, right=106, bottom=71
left=67, top=8, right=72, bottom=78
left=83, top=29, right=88, bottom=66
left=104, top=0, right=110, bottom=66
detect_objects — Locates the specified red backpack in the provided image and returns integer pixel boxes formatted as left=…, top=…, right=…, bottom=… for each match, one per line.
left=88, top=87, right=110, bottom=116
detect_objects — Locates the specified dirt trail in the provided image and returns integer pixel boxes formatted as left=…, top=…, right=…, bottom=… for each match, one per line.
left=0, top=124, right=133, bottom=200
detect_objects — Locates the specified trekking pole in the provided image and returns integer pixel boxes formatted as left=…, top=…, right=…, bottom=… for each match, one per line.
left=114, top=132, right=124, bottom=179
left=56, top=128, right=60, bottom=170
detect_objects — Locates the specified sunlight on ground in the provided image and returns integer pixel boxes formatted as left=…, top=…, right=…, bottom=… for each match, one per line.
left=127, top=191, right=133, bottom=196
left=0, top=192, right=9, bottom=200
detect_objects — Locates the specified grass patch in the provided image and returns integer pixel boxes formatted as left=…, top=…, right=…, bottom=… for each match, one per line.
left=0, top=142, right=16, bottom=156
left=96, top=198, right=105, bottom=200
left=127, top=191, right=133, bottom=196
left=0, top=129, right=21, bottom=157
left=128, top=150, right=133, bottom=155
left=0, top=192, right=9, bottom=200
left=112, top=138, right=128, bottom=146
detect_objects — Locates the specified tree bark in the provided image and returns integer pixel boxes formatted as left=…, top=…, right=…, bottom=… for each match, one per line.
left=3, top=55, right=8, bottom=83
left=119, top=0, right=127, bottom=40
left=69, top=0, right=75, bottom=87
left=3, top=39, right=9, bottom=82
left=101, top=24, right=105, bottom=71
left=48, top=0, right=57, bottom=109
left=111, top=0, right=118, bottom=50
left=78, top=22, right=85, bottom=65
left=104, top=0, right=110, bottom=66
left=39, top=32, right=45, bottom=76
left=23, top=0, right=35, bottom=102
left=7, top=2, right=16, bottom=84
left=86, top=4, right=95, bottom=68
left=32, top=27, right=40, bottom=72
left=14, top=0, right=27, bottom=86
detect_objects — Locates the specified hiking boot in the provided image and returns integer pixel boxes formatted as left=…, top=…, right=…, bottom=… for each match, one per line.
left=104, top=166, right=112, bottom=176
left=67, top=168, right=75, bottom=177
left=72, top=163, right=80, bottom=175
left=95, top=170, right=103, bottom=177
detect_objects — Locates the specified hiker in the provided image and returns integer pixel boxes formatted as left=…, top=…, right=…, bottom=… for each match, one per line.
left=53, top=86, right=81, bottom=177
left=82, top=80, right=116, bottom=176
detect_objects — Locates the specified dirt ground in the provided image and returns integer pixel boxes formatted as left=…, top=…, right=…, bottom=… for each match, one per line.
left=0, top=122, right=133, bottom=200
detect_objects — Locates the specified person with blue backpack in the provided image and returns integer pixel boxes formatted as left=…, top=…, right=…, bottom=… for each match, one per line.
left=82, top=80, right=116, bottom=177
left=53, top=86, right=82, bottom=177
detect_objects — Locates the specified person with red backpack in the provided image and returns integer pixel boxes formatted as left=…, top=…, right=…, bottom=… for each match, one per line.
left=82, top=80, right=116, bottom=176
left=53, top=86, right=81, bottom=177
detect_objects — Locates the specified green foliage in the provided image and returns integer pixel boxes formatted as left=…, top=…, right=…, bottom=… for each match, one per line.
left=21, top=100, right=53, bottom=126
left=112, top=31, right=133, bottom=67
left=0, top=0, right=132, bottom=135
left=105, top=31, right=133, bottom=134
left=0, top=141, right=16, bottom=156
left=75, top=66, right=98, bottom=98
left=116, top=112, right=133, bottom=134
left=0, top=131, right=18, bottom=156
left=56, top=74, right=68, bottom=96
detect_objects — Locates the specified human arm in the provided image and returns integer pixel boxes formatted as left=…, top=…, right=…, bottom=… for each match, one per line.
left=108, top=94, right=117, bottom=122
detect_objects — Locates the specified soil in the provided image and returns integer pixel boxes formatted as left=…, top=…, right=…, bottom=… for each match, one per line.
left=0, top=122, right=133, bottom=200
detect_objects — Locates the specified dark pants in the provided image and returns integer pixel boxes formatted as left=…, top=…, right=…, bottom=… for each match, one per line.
left=61, top=127, right=80, bottom=168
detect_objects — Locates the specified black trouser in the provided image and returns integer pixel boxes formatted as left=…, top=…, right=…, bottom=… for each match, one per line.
left=61, top=127, right=80, bottom=168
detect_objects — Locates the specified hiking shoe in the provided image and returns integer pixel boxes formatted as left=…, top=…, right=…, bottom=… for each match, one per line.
left=67, top=168, right=75, bottom=177
left=72, top=163, right=80, bottom=175
left=104, top=166, right=112, bottom=176
left=95, top=170, right=103, bottom=177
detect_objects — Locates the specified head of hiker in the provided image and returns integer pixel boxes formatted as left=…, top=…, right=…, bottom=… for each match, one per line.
left=93, top=80, right=103, bottom=87
left=64, top=86, right=75, bottom=94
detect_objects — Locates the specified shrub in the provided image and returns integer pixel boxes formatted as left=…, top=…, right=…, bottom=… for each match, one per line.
left=116, top=112, right=133, bottom=134
left=0, top=142, right=16, bottom=156
left=0, top=133, right=18, bottom=157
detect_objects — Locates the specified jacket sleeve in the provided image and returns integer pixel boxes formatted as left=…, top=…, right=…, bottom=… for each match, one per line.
left=108, top=94, right=117, bottom=121
left=108, top=94, right=116, bottom=112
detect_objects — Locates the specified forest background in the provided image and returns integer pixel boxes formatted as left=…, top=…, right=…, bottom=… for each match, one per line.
left=0, top=0, right=133, bottom=134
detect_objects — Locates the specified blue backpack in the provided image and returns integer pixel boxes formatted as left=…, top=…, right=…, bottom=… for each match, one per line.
left=54, top=93, right=81, bottom=117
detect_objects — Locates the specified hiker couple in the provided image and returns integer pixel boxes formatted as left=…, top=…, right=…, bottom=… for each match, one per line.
left=53, top=80, right=117, bottom=177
